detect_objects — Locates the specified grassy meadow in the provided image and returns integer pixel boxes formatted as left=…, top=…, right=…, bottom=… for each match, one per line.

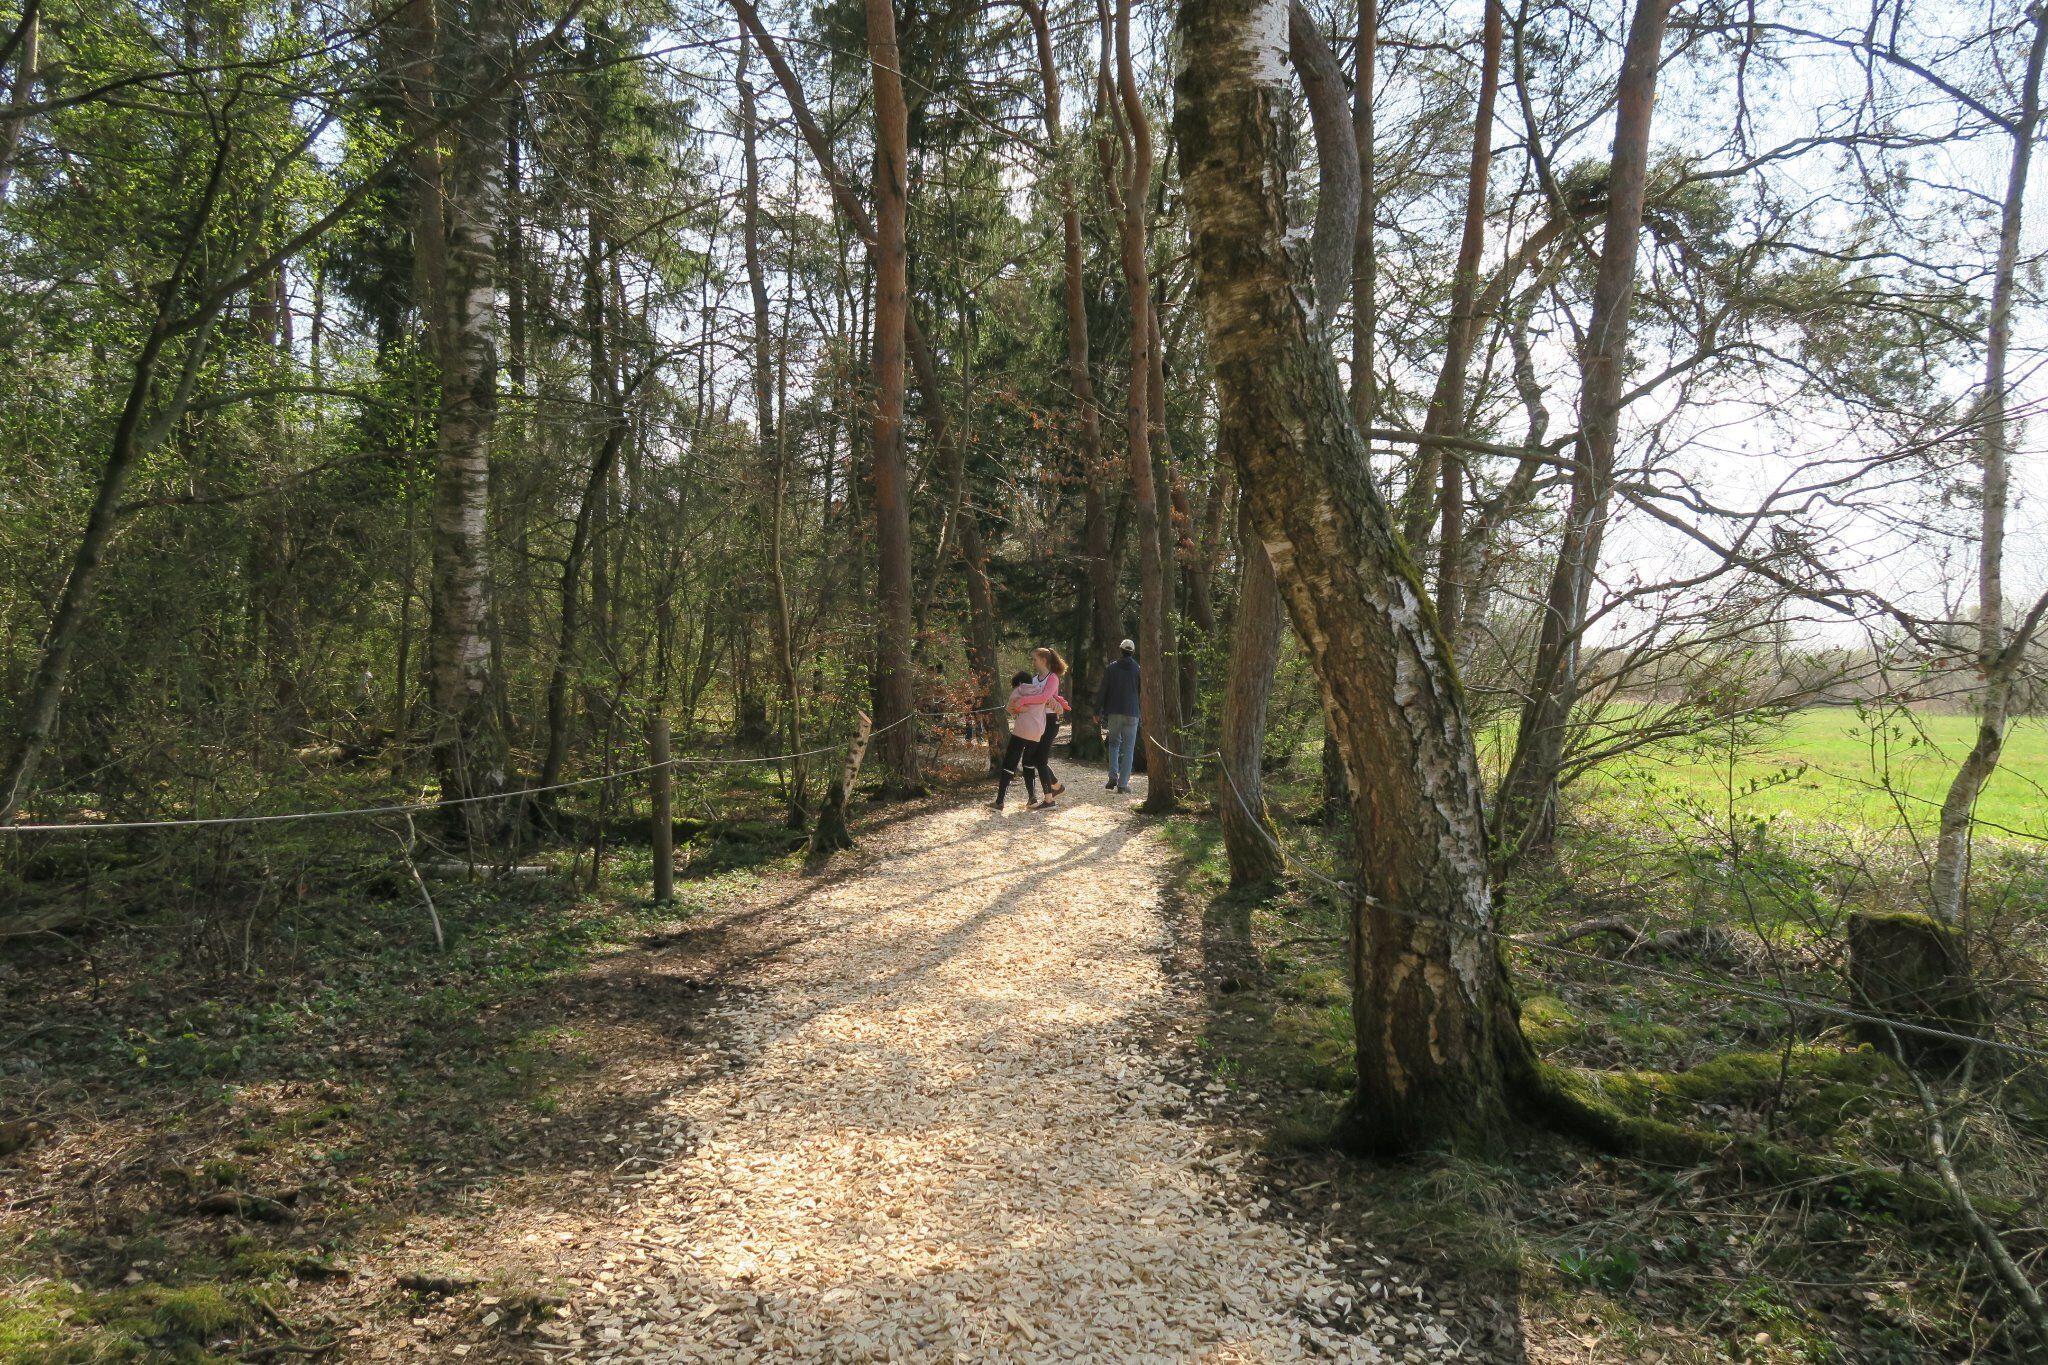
left=1543, top=706, right=2048, bottom=841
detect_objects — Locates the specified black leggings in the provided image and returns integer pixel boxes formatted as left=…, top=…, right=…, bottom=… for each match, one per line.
left=1030, top=714, right=1061, bottom=790
left=997, top=734, right=1038, bottom=805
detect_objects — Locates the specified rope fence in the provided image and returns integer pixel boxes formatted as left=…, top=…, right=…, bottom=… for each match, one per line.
left=0, top=705, right=1000, bottom=836
left=1148, top=736, right=2048, bottom=1068
left=19, top=704, right=2029, bottom=1065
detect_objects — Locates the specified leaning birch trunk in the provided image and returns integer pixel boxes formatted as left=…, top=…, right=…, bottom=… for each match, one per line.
left=1212, top=0, right=1356, bottom=888
left=808, top=712, right=873, bottom=860
left=1178, top=0, right=1538, bottom=1152
left=1929, top=8, right=2048, bottom=924
left=1494, top=0, right=1673, bottom=866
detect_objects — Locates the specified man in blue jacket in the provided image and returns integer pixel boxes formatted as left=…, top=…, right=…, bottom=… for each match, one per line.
left=1095, top=639, right=1142, bottom=794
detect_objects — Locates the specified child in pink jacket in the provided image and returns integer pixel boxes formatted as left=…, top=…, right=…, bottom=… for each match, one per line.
left=989, top=650, right=1069, bottom=812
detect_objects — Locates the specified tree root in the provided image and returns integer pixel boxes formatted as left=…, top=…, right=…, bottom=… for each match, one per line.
left=1517, top=1061, right=1968, bottom=1225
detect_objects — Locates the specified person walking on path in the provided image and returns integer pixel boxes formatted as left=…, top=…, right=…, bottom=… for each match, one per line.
left=1025, top=646, right=1069, bottom=809
left=1096, top=639, right=1141, bottom=794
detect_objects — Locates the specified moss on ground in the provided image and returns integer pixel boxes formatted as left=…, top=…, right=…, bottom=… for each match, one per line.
left=0, top=1277, right=263, bottom=1363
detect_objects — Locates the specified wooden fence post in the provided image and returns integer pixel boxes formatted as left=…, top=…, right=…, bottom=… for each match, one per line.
left=650, top=715, right=674, bottom=904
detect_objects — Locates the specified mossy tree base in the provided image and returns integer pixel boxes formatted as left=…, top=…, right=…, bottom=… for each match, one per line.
left=806, top=780, right=855, bottom=865
left=1520, top=1058, right=1968, bottom=1225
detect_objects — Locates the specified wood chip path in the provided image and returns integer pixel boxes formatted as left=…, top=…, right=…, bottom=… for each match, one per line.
left=539, top=774, right=1456, bottom=1363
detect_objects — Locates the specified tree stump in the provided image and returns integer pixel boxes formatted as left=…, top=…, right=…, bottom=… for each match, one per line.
left=806, top=713, right=871, bottom=865
left=1846, top=911, right=1986, bottom=1067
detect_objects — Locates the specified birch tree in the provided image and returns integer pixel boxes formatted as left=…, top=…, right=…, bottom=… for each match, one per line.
left=1178, top=0, right=1540, bottom=1150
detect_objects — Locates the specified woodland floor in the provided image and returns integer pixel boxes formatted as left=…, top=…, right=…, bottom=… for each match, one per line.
left=15, top=745, right=2027, bottom=1362
left=328, top=773, right=1465, bottom=1362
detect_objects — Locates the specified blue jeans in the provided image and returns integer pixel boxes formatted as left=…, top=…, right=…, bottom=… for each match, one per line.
left=1104, top=713, right=1139, bottom=789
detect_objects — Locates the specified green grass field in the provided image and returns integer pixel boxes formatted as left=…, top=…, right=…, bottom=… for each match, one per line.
left=1565, top=708, right=2048, bottom=840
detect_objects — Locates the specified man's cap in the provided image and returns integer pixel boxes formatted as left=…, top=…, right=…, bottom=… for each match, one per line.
left=1119, top=638, right=1136, bottom=652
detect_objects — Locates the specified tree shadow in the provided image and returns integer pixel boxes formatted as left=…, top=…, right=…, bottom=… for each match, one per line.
left=1154, top=825, right=1535, bottom=1363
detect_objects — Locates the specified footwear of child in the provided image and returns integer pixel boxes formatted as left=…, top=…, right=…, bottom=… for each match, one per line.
left=1049, top=781, right=1066, bottom=796
left=1104, top=778, right=1117, bottom=790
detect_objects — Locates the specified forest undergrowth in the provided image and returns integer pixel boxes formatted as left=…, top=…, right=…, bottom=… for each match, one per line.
left=1161, top=752, right=2048, bottom=1364
left=0, top=746, right=872, bottom=1363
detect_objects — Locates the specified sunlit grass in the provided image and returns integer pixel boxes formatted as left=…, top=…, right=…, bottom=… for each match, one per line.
left=1573, top=708, right=2048, bottom=840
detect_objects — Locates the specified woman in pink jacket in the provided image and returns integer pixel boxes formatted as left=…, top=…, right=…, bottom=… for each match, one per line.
left=988, top=647, right=1070, bottom=811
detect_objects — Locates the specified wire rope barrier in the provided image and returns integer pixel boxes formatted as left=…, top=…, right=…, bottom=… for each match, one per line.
left=1146, top=736, right=2048, bottom=1067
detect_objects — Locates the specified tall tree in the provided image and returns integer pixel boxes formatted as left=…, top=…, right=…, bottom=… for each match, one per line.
left=537, top=45, right=629, bottom=796
left=1348, top=0, right=1375, bottom=426
left=1178, top=0, right=1538, bottom=1151
left=0, top=0, right=39, bottom=197
left=1107, top=0, right=1181, bottom=811
left=1216, top=0, right=1356, bottom=890
left=1022, top=0, right=1117, bottom=748
left=1411, top=0, right=1503, bottom=642
left=865, top=0, right=921, bottom=795
left=1930, top=5, right=2048, bottom=922
left=396, top=0, right=516, bottom=826
left=1494, top=0, right=1675, bottom=864
left=738, top=32, right=806, bottom=818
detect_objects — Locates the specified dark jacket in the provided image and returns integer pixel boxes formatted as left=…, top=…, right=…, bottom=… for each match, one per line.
left=1096, top=655, right=1141, bottom=718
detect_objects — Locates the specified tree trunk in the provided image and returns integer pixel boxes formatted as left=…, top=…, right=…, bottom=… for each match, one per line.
left=1846, top=912, right=1986, bottom=1067
left=1452, top=268, right=1559, bottom=658
left=1349, top=0, right=1376, bottom=425
left=864, top=0, right=920, bottom=796
left=503, top=106, right=527, bottom=392
left=538, top=193, right=625, bottom=795
left=1178, top=0, right=1537, bottom=1152
left=1494, top=0, right=1673, bottom=866
left=733, top=0, right=983, bottom=794
left=1286, top=0, right=1357, bottom=328
left=1218, top=525, right=1287, bottom=889
left=1929, top=8, right=2048, bottom=923
left=1111, top=0, right=1180, bottom=811
left=0, top=0, right=37, bottom=198
left=419, top=0, right=513, bottom=829
left=1421, top=0, right=1503, bottom=642
left=739, top=34, right=806, bottom=819
left=1025, top=0, right=1116, bottom=753
left=1214, top=0, right=1357, bottom=884
left=1397, top=0, right=1502, bottom=559
left=1151, top=311, right=1190, bottom=750
left=0, top=142, right=244, bottom=823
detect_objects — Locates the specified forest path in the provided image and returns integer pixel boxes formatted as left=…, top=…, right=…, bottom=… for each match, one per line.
left=551, top=771, right=1456, bottom=1363
left=367, top=769, right=1455, bottom=1362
